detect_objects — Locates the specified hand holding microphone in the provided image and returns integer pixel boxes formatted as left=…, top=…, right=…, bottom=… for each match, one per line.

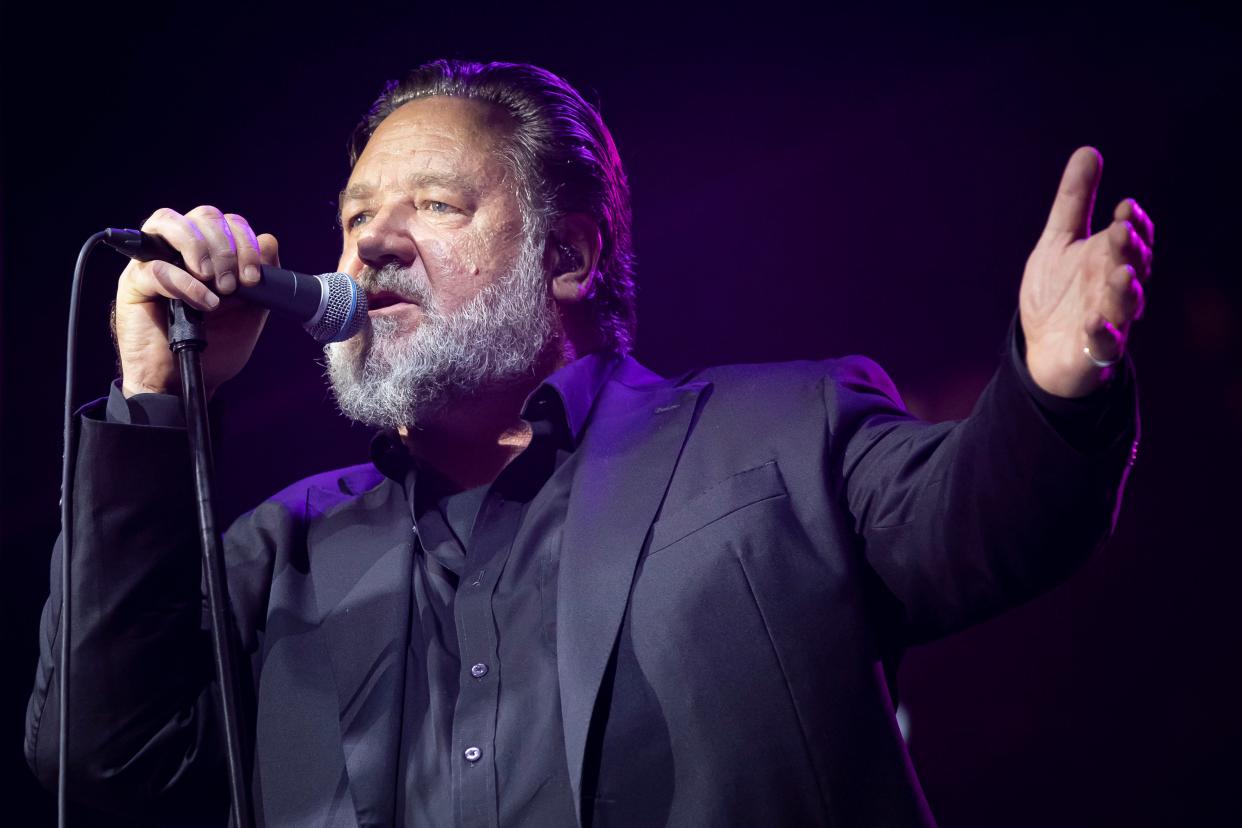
left=109, top=205, right=366, bottom=400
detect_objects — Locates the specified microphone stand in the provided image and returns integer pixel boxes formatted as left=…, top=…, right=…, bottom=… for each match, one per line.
left=167, top=299, right=255, bottom=828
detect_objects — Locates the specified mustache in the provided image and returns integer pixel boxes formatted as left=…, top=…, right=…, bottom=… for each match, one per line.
left=355, top=263, right=433, bottom=307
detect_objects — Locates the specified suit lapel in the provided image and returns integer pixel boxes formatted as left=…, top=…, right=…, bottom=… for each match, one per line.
left=307, top=475, right=414, bottom=828
left=558, top=360, right=708, bottom=824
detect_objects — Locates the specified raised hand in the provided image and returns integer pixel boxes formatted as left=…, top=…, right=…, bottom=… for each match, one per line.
left=115, top=206, right=277, bottom=399
left=1021, top=147, right=1153, bottom=398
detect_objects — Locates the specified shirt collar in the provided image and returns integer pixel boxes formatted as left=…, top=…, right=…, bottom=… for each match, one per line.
left=369, top=350, right=623, bottom=482
left=520, top=350, right=621, bottom=443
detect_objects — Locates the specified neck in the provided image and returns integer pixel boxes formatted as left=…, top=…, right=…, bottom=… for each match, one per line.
left=398, top=349, right=568, bottom=491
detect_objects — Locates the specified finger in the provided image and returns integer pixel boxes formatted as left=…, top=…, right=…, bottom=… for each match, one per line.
left=1114, top=198, right=1154, bottom=249
left=1042, top=146, right=1103, bottom=242
left=225, top=214, right=263, bottom=286
left=1108, top=220, right=1153, bottom=282
left=1086, top=315, right=1125, bottom=366
left=125, top=258, right=220, bottom=311
left=186, top=205, right=240, bottom=294
left=140, top=208, right=214, bottom=281
left=257, top=233, right=281, bottom=268
left=1100, top=264, right=1145, bottom=326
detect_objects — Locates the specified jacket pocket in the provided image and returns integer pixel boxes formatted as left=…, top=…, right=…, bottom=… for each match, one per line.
left=648, top=460, right=788, bottom=555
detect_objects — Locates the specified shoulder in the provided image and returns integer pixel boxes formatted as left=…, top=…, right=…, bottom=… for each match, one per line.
left=604, top=355, right=912, bottom=465
left=249, top=462, right=391, bottom=525
left=690, top=355, right=897, bottom=392
left=639, top=354, right=906, bottom=417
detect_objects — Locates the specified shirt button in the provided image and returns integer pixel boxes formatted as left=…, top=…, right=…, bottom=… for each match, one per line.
left=464, top=746, right=482, bottom=763
left=470, top=663, right=489, bottom=679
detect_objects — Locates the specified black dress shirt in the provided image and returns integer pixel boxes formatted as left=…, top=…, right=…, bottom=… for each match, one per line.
left=368, top=359, right=614, bottom=828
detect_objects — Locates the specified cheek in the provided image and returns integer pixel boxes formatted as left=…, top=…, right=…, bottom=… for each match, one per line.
left=417, top=237, right=482, bottom=309
left=421, top=236, right=470, bottom=272
left=459, top=211, right=527, bottom=274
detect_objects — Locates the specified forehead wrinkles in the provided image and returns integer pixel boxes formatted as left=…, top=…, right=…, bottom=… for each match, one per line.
left=353, top=97, right=519, bottom=191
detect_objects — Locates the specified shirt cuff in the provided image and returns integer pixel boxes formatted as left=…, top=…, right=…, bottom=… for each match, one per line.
left=105, top=379, right=186, bottom=428
left=1009, top=316, right=1135, bottom=452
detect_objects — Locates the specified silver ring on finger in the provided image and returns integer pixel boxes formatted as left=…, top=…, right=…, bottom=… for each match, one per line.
left=1084, top=345, right=1121, bottom=369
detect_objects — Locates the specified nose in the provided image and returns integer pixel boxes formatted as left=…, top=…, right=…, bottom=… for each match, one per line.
left=355, top=203, right=418, bottom=270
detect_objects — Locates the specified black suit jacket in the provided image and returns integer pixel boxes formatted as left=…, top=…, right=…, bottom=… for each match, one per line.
left=26, top=347, right=1137, bottom=827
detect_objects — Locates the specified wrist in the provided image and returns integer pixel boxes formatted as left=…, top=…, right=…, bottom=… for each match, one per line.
left=121, top=373, right=179, bottom=399
left=1025, top=344, right=1110, bottom=399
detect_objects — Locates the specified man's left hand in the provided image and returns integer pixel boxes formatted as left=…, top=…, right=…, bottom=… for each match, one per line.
left=1021, top=146, right=1154, bottom=398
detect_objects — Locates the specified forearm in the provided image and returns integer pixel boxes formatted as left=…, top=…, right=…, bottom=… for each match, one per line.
left=25, top=406, right=225, bottom=813
left=838, top=326, right=1139, bottom=642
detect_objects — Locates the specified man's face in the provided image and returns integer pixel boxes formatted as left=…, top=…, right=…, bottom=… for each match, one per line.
left=326, top=96, right=561, bottom=429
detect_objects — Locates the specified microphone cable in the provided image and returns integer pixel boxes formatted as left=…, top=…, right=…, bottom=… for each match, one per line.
left=57, top=230, right=108, bottom=827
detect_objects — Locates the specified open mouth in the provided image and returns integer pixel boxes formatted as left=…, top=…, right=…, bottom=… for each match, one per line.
left=367, top=290, right=418, bottom=312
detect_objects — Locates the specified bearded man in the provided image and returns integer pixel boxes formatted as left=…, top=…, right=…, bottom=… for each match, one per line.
left=26, top=60, right=1149, bottom=827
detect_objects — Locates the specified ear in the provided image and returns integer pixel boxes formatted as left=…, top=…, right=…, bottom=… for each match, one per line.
left=546, top=212, right=602, bottom=305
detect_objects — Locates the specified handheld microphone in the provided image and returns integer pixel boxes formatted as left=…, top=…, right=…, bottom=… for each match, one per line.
left=103, top=228, right=368, bottom=343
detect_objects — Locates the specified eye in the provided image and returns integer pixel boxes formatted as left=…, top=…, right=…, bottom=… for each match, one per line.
left=423, top=200, right=456, bottom=214
left=345, top=212, right=370, bottom=230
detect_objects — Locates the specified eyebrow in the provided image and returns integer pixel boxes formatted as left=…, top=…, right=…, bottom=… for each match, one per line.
left=337, top=171, right=482, bottom=206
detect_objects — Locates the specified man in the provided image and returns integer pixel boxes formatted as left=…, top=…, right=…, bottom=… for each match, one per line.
left=26, top=60, right=1149, bottom=826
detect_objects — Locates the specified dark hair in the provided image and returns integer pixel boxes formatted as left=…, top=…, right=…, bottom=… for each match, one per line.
left=349, top=60, right=636, bottom=354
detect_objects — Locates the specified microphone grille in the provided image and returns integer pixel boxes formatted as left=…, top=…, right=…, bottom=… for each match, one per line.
left=307, top=272, right=369, bottom=343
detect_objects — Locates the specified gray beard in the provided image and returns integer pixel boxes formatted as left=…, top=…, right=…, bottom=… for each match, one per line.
left=324, top=237, right=562, bottom=430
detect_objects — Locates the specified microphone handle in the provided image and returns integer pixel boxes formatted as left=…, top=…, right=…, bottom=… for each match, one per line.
left=104, top=228, right=323, bottom=322
left=242, top=267, right=323, bottom=321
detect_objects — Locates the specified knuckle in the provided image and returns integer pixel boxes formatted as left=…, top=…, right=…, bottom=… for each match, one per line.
left=189, top=204, right=224, bottom=220
left=225, top=215, right=258, bottom=248
left=1115, top=221, right=1139, bottom=252
left=213, top=234, right=239, bottom=257
left=143, top=206, right=177, bottom=228
left=218, top=222, right=239, bottom=249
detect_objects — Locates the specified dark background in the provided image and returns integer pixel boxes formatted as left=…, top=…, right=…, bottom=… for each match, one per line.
left=2, top=3, right=1238, bottom=825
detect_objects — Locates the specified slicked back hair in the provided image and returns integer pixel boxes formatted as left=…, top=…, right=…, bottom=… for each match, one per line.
left=349, top=60, right=637, bottom=354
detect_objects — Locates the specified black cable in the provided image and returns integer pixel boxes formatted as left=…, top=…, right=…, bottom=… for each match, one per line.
left=59, top=233, right=258, bottom=827
left=60, top=231, right=108, bottom=828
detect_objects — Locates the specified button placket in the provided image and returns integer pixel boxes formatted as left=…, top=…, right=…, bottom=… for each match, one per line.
left=449, top=495, right=523, bottom=828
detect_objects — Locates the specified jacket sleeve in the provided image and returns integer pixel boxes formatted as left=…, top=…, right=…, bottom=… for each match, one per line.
left=827, top=323, right=1139, bottom=644
left=23, top=399, right=281, bottom=822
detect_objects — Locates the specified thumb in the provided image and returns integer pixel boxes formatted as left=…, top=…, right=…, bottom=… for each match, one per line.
left=257, top=233, right=280, bottom=268
left=1042, top=146, right=1103, bottom=242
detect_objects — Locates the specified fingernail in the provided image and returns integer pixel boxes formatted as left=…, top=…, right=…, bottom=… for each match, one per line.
left=243, top=264, right=260, bottom=285
left=199, top=258, right=215, bottom=278
left=218, top=272, right=237, bottom=293
left=205, top=292, right=220, bottom=308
